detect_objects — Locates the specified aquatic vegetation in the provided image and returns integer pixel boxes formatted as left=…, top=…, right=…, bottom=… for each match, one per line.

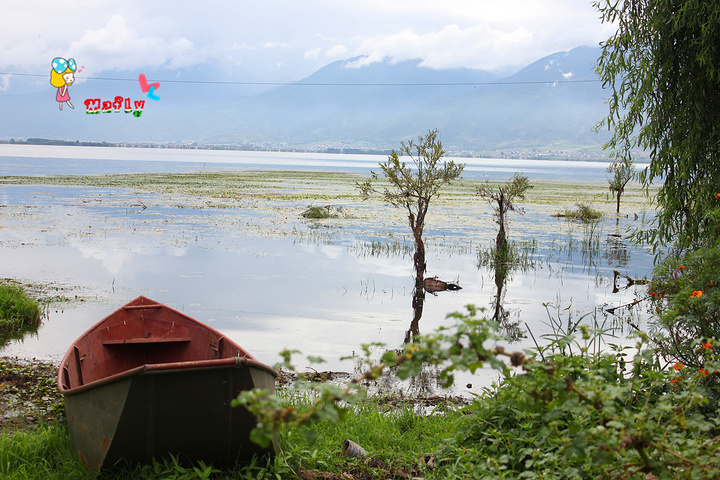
left=301, top=205, right=345, bottom=219
left=552, top=203, right=604, bottom=222
left=476, top=239, right=537, bottom=272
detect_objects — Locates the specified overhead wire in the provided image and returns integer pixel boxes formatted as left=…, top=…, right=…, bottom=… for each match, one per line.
left=0, top=71, right=601, bottom=87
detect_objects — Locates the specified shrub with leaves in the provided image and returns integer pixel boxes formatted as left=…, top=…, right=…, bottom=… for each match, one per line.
left=236, top=307, right=720, bottom=479
left=648, top=195, right=720, bottom=369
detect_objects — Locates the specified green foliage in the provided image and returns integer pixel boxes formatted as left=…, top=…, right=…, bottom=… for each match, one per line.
left=476, top=173, right=533, bottom=214
left=596, top=0, right=720, bottom=250
left=135, top=455, right=221, bottom=480
left=357, top=129, right=464, bottom=212
left=552, top=203, right=604, bottom=223
left=438, top=336, right=720, bottom=479
left=606, top=156, right=635, bottom=214
left=648, top=237, right=720, bottom=369
left=278, top=399, right=461, bottom=479
left=0, top=425, right=93, bottom=480
left=234, top=307, right=513, bottom=446
left=477, top=173, right=533, bottom=251
left=235, top=305, right=720, bottom=479
left=300, top=205, right=343, bottom=219
left=0, top=283, right=41, bottom=344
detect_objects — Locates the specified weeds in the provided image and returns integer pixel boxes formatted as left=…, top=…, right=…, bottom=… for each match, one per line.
left=476, top=239, right=537, bottom=272
left=0, top=425, right=92, bottom=480
left=301, top=205, right=344, bottom=219
left=553, top=203, right=604, bottom=222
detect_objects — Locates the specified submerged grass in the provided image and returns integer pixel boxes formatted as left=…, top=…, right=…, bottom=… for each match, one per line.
left=0, top=172, right=657, bottom=212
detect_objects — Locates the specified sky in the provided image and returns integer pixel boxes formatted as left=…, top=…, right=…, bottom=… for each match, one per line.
left=1, top=0, right=615, bottom=90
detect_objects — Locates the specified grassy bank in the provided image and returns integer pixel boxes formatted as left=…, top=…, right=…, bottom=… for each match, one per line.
left=0, top=373, right=467, bottom=479
left=0, top=283, right=41, bottom=343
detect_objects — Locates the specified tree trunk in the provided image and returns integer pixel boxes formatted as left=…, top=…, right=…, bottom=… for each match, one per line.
left=496, top=190, right=508, bottom=252
left=413, top=237, right=426, bottom=289
left=616, top=191, right=621, bottom=214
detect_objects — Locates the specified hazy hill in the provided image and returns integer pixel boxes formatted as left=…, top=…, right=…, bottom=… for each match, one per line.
left=0, top=46, right=611, bottom=155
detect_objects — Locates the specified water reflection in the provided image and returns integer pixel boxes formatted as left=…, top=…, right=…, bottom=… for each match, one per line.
left=0, top=183, right=657, bottom=396
left=605, top=220, right=632, bottom=269
left=405, top=287, right=424, bottom=344
left=478, top=243, right=529, bottom=343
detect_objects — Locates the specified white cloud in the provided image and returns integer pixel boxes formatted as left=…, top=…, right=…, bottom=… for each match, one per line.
left=67, top=15, right=199, bottom=72
left=326, top=44, right=349, bottom=59
left=304, top=48, right=322, bottom=60
left=347, top=24, right=534, bottom=71
left=0, top=0, right=616, bottom=83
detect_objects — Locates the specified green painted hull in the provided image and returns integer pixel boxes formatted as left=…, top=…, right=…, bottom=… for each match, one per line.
left=59, top=297, right=277, bottom=471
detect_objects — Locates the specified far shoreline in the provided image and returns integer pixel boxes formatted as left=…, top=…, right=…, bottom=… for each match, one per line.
left=0, top=137, right=648, bottom=162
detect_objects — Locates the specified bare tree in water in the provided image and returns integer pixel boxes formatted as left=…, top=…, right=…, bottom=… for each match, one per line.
left=358, top=129, right=464, bottom=289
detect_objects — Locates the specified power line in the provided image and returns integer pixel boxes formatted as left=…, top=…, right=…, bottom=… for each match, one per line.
left=0, top=71, right=601, bottom=87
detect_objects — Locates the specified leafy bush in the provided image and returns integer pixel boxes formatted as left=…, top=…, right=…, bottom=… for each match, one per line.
left=553, top=204, right=604, bottom=223
left=301, top=205, right=343, bottom=219
left=236, top=307, right=720, bottom=479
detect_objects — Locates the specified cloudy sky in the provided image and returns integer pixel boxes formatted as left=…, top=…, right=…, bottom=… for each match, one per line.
left=1, top=0, right=614, bottom=87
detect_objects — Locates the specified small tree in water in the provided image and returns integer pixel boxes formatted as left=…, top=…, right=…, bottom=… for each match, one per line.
left=607, top=156, right=635, bottom=215
left=358, top=129, right=464, bottom=288
left=477, top=173, right=532, bottom=254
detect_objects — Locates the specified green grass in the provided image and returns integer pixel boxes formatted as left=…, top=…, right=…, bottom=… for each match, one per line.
left=0, top=425, right=92, bottom=480
left=0, top=397, right=465, bottom=480
left=0, top=283, right=41, bottom=341
left=278, top=397, right=463, bottom=478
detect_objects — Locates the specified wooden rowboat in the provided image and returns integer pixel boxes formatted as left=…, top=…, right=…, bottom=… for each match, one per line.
left=57, top=296, right=277, bottom=471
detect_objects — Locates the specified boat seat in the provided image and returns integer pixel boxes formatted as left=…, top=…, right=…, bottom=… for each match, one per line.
left=102, top=337, right=192, bottom=345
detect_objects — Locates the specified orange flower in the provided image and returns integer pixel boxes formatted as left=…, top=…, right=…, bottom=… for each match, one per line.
left=691, top=290, right=703, bottom=298
left=677, top=265, right=686, bottom=270
left=703, top=342, right=712, bottom=350
left=699, top=368, right=710, bottom=378
left=673, top=362, right=685, bottom=370
left=715, top=193, right=720, bottom=199
left=649, top=291, right=658, bottom=297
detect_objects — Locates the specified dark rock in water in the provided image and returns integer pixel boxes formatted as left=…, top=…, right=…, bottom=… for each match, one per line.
left=423, top=277, right=462, bottom=293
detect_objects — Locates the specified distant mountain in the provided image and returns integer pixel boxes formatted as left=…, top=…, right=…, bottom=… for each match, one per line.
left=0, top=46, right=611, bottom=156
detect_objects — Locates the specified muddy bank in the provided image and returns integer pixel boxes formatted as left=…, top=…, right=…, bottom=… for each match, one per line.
left=0, top=356, right=63, bottom=432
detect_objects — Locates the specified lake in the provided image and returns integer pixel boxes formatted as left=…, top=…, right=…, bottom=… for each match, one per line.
left=0, top=145, right=656, bottom=395
left=0, top=144, right=632, bottom=181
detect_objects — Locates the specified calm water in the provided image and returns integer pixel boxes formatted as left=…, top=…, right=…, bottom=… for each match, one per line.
left=0, top=144, right=636, bottom=181
left=0, top=145, right=655, bottom=394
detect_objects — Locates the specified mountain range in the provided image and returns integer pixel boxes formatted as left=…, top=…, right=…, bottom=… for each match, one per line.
left=0, top=46, right=612, bottom=156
